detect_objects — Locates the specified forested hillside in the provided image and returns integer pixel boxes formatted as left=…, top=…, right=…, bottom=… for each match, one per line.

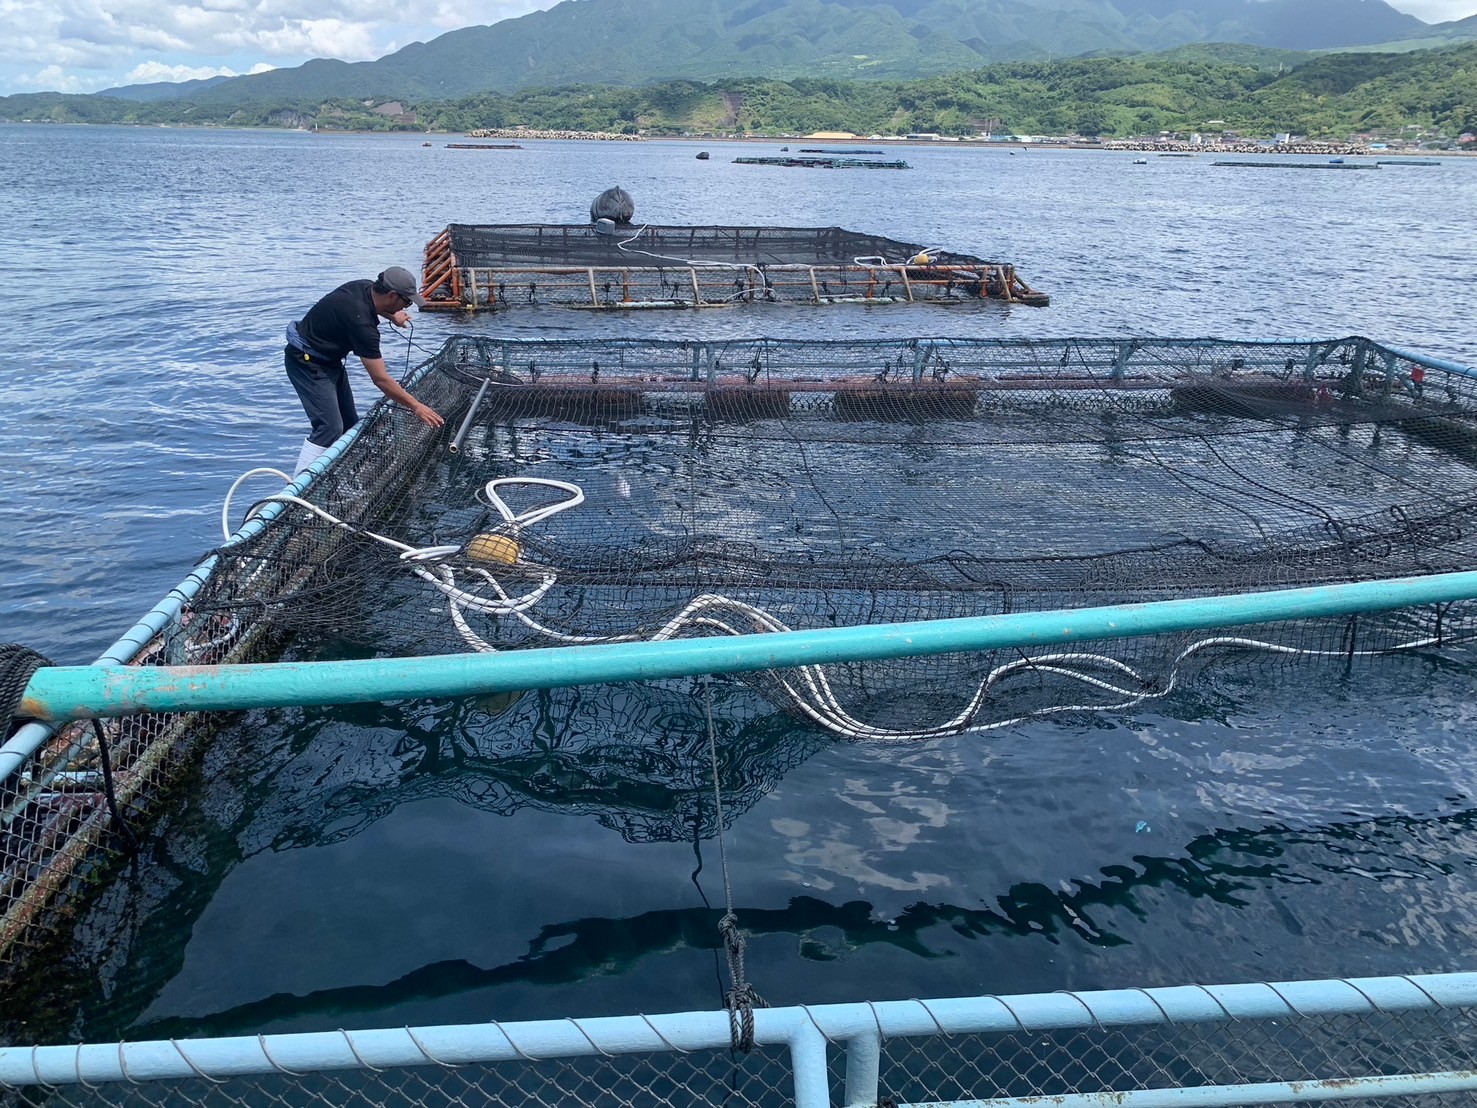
left=95, top=0, right=1440, bottom=105
left=3, top=43, right=1472, bottom=141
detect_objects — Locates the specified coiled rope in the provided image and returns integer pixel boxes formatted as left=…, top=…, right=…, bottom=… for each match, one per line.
left=0, top=644, right=50, bottom=730
left=1, top=644, right=138, bottom=851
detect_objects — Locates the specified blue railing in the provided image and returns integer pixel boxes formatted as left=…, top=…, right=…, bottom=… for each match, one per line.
left=3, top=973, right=1476, bottom=1105
left=18, top=567, right=1477, bottom=722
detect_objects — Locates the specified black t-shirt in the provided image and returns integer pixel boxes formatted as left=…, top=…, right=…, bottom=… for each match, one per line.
left=295, top=280, right=383, bottom=363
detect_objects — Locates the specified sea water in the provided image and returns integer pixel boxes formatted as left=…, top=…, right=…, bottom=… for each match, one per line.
left=3, top=124, right=1477, bottom=1042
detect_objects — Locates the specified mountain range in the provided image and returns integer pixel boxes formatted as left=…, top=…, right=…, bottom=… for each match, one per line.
left=95, top=0, right=1465, bottom=107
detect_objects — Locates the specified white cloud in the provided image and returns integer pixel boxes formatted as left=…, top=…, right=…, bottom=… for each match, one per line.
left=0, top=0, right=565, bottom=95
left=14, top=63, right=89, bottom=92
left=123, top=59, right=243, bottom=83
left=221, top=18, right=380, bottom=61
left=1385, top=0, right=1477, bottom=19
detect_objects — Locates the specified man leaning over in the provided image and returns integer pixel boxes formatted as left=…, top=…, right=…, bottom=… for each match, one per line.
left=285, top=265, right=445, bottom=475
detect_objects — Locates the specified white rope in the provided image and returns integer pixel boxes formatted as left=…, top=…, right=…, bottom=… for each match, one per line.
left=224, top=472, right=1450, bottom=742
left=220, top=467, right=292, bottom=541
left=612, top=222, right=766, bottom=302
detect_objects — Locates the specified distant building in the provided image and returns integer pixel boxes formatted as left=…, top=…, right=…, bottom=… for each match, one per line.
left=906, top=132, right=942, bottom=140
left=370, top=101, right=415, bottom=125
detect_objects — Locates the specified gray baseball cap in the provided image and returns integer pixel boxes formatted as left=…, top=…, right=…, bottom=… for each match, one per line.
left=378, top=266, right=426, bottom=308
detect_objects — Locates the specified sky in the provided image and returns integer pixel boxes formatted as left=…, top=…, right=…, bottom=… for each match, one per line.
left=1, top=0, right=1475, bottom=99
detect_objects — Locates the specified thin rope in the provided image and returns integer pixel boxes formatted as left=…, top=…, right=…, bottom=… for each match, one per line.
left=703, top=675, right=766, bottom=1052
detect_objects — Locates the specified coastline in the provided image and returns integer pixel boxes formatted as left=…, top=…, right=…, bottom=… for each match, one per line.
left=5, top=119, right=1469, bottom=155
left=581, top=133, right=1476, bottom=156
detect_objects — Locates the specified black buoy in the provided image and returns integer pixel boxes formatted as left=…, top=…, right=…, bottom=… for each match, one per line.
left=590, top=186, right=635, bottom=224
left=696, top=151, right=710, bottom=160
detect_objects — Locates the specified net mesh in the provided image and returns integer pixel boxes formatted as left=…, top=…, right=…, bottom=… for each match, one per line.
left=445, top=224, right=984, bottom=269
left=425, top=224, right=1046, bottom=308
left=179, top=335, right=1477, bottom=743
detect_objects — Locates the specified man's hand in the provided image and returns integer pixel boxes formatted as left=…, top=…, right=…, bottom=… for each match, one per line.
left=362, top=355, right=443, bottom=429
left=389, top=309, right=411, bottom=328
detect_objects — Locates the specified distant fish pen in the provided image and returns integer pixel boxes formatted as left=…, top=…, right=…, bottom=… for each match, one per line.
left=1214, top=161, right=1380, bottom=170
left=419, top=223, right=1047, bottom=310
left=733, top=155, right=909, bottom=169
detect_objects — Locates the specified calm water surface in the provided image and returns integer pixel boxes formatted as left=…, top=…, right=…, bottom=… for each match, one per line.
left=3, top=125, right=1477, bottom=1042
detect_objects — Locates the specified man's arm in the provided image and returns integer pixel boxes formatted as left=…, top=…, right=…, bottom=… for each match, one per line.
left=361, top=357, right=446, bottom=429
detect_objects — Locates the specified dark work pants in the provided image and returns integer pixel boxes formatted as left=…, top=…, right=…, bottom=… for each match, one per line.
left=284, top=346, right=359, bottom=448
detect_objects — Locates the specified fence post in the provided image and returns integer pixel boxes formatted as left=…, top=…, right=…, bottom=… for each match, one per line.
left=844, top=1030, right=882, bottom=1107
left=790, top=1021, right=831, bottom=1108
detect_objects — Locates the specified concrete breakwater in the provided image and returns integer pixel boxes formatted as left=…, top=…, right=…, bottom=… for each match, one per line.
left=466, top=128, right=642, bottom=141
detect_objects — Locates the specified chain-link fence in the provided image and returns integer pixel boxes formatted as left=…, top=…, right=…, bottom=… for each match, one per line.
left=3, top=974, right=1476, bottom=1106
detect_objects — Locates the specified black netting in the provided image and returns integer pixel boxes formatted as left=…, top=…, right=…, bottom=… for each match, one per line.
left=427, top=224, right=1046, bottom=308
left=445, top=224, right=982, bottom=269
left=183, top=335, right=1477, bottom=741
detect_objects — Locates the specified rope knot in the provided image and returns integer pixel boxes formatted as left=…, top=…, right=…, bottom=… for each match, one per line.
left=718, top=911, right=767, bottom=1053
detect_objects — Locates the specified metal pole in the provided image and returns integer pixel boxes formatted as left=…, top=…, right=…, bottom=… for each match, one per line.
left=18, top=569, right=1477, bottom=722
left=448, top=375, right=492, bottom=455
left=4, top=974, right=1476, bottom=1087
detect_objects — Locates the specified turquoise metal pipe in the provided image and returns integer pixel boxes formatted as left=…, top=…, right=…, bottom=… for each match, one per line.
left=18, top=569, right=1477, bottom=723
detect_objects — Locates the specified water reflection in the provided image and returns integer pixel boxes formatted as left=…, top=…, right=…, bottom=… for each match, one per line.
left=110, top=803, right=1477, bottom=1040
left=0, top=680, right=825, bottom=1043
left=248, top=678, right=823, bottom=851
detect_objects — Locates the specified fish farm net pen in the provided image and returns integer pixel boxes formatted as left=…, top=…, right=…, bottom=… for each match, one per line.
left=418, top=224, right=1049, bottom=309
left=6, top=334, right=1477, bottom=1106
left=168, top=334, right=1477, bottom=735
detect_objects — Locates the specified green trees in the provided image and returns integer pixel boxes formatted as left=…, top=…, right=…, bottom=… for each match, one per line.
left=5, top=42, right=1475, bottom=140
